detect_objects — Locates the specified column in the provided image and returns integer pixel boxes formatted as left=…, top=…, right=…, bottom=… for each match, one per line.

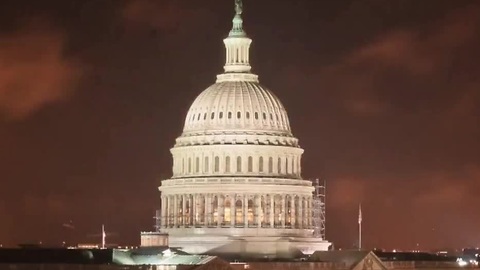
left=255, top=195, right=261, bottom=227
left=231, top=194, right=236, bottom=227
left=182, top=195, right=186, bottom=227
left=206, top=194, right=211, bottom=226
left=281, top=195, right=286, bottom=228
left=270, top=195, right=274, bottom=228
left=307, top=196, right=313, bottom=229
left=218, top=195, right=224, bottom=227
left=290, top=195, right=296, bottom=228
left=173, top=195, right=178, bottom=227
left=161, top=195, right=166, bottom=229
left=166, top=195, right=171, bottom=227
left=298, top=196, right=303, bottom=229
left=261, top=195, right=266, bottom=227
left=193, top=194, right=197, bottom=227
left=244, top=195, right=248, bottom=227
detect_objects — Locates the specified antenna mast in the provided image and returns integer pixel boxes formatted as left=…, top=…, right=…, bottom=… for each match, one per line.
left=312, top=178, right=326, bottom=240
left=101, top=224, right=106, bottom=249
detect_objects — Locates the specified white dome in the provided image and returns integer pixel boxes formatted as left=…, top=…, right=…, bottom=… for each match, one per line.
left=182, top=78, right=291, bottom=136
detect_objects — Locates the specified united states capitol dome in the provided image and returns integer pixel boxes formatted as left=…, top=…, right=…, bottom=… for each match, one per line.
left=182, top=80, right=291, bottom=136
left=180, top=8, right=292, bottom=140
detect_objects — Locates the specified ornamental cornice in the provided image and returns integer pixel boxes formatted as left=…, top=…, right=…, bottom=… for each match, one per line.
left=174, top=132, right=299, bottom=147
left=170, top=143, right=304, bottom=154
left=160, top=176, right=312, bottom=187
left=158, top=183, right=314, bottom=195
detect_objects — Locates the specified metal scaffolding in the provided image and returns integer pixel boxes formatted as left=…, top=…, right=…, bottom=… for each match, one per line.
left=312, top=178, right=326, bottom=240
left=154, top=209, right=162, bottom=232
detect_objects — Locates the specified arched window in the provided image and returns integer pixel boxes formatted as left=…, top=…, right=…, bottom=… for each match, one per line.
left=235, top=199, right=243, bottom=224
left=268, top=157, right=273, bottom=173
left=254, top=112, right=258, bottom=119
left=259, top=157, right=264, bottom=173
left=248, top=156, right=253, bottom=172
left=225, top=156, right=231, bottom=173
left=278, top=157, right=282, bottom=174
left=263, top=112, right=266, bottom=120
left=211, top=112, right=214, bottom=119
left=285, top=157, right=289, bottom=174
left=197, top=114, right=201, bottom=120
left=270, top=113, right=273, bottom=120
left=203, top=113, right=207, bottom=120
left=224, top=198, right=231, bottom=223
left=219, top=112, right=223, bottom=119
left=246, top=112, right=250, bottom=119
left=236, top=156, right=242, bottom=172
left=291, top=158, right=295, bottom=175
left=228, top=112, right=232, bottom=119
left=214, top=156, right=220, bottom=172
left=204, top=157, right=209, bottom=172
left=248, top=199, right=254, bottom=224
left=195, top=157, right=200, bottom=173
left=237, top=111, right=241, bottom=118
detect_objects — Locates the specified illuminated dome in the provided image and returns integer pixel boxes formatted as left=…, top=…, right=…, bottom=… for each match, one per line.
left=182, top=80, right=291, bottom=136
left=158, top=0, right=330, bottom=259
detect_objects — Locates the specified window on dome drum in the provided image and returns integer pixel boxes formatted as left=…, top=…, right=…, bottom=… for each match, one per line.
left=268, top=157, right=273, bottom=173
left=182, top=159, right=185, bottom=174
left=278, top=157, right=282, bottom=174
left=214, top=156, right=220, bottom=172
left=259, top=157, right=264, bottom=173
left=236, top=156, right=242, bottom=172
left=246, top=112, right=250, bottom=119
left=291, top=158, right=295, bottom=174
left=204, top=157, right=209, bottom=173
left=225, top=156, right=231, bottom=173
left=211, top=112, right=215, bottom=119
left=248, top=156, right=253, bottom=172
left=195, top=157, right=200, bottom=173
left=212, top=196, right=218, bottom=223
left=219, top=112, right=223, bottom=119
left=224, top=199, right=231, bottom=223
left=237, top=111, right=241, bottom=118
left=263, top=112, right=266, bottom=120
left=197, top=114, right=200, bottom=120
left=228, top=112, right=232, bottom=119
left=248, top=199, right=254, bottom=224
left=254, top=112, right=258, bottom=119
left=235, top=200, right=243, bottom=224
left=270, top=113, right=273, bottom=120
left=285, top=158, right=289, bottom=174
left=204, top=113, right=207, bottom=120
left=276, top=114, right=279, bottom=121
left=188, top=158, right=192, bottom=173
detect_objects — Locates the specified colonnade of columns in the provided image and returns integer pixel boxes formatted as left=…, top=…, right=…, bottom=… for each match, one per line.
left=160, top=193, right=313, bottom=229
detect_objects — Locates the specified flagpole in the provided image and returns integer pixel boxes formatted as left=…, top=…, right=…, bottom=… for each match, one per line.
left=358, top=204, right=362, bottom=250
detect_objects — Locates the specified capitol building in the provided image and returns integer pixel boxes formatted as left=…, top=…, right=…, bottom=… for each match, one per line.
left=157, top=0, right=331, bottom=259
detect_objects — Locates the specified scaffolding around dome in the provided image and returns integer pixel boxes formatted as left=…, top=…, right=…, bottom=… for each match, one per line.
left=158, top=0, right=331, bottom=259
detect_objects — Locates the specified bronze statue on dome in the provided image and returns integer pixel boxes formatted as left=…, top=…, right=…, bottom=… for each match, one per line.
left=235, top=0, right=243, bottom=15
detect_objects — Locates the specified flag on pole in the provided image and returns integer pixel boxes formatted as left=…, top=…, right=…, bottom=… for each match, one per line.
left=358, top=204, right=362, bottom=224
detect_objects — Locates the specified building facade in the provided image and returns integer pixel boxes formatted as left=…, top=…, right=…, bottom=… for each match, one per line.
left=158, top=0, right=331, bottom=258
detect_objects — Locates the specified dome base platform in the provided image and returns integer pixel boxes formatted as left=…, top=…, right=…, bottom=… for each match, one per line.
left=166, top=232, right=332, bottom=259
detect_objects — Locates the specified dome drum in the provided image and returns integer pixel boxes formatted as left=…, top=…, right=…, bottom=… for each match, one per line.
left=170, top=144, right=303, bottom=179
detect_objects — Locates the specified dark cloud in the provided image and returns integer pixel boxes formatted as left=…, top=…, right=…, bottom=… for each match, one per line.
left=0, top=19, right=82, bottom=121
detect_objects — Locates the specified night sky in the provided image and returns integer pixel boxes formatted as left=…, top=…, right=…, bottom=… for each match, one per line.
left=0, top=0, right=479, bottom=250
